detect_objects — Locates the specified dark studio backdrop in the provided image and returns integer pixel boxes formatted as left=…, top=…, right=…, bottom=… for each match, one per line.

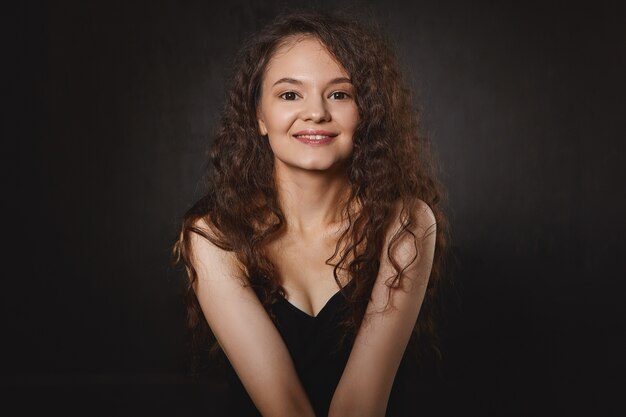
left=4, top=0, right=625, bottom=416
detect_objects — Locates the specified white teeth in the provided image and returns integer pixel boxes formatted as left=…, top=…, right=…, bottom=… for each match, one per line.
left=296, top=135, right=328, bottom=140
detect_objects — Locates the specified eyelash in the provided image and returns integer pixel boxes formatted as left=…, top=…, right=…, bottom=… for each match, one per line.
left=330, top=91, right=350, bottom=100
left=279, top=91, right=299, bottom=100
left=278, top=91, right=352, bottom=101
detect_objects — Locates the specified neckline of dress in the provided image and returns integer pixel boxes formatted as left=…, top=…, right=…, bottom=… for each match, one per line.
left=277, top=289, right=345, bottom=319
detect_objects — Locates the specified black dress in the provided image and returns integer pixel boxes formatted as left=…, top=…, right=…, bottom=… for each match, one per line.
left=222, top=289, right=425, bottom=417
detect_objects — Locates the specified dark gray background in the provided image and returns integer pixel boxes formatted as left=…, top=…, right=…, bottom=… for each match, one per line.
left=4, top=0, right=625, bottom=415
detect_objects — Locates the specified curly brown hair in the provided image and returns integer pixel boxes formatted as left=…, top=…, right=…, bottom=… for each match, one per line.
left=171, top=10, right=451, bottom=374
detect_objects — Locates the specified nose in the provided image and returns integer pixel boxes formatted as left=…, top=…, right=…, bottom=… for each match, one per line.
left=301, top=95, right=331, bottom=123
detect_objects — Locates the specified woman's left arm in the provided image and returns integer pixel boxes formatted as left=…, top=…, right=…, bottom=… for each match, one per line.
left=328, top=199, right=437, bottom=417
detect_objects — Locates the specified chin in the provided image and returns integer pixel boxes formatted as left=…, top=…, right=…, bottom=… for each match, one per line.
left=274, top=153, right=351, bottom=173
left=298, top=159, right=348, bottom=172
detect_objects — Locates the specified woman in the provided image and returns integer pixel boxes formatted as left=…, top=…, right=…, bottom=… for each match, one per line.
left=172, top=10, right=449, bottom=417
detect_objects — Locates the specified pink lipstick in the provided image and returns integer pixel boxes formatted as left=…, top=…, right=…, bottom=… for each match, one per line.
left=292, top=130, right=338, bottom=145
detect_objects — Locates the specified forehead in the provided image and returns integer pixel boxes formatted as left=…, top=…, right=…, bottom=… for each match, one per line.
left=263, top=36, right=349, bottom=81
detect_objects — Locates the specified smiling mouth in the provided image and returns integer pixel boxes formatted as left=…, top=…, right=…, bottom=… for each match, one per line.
left=292, top=130, right=339, bottom=142
left=294, top=134, right=333, bottom=140
left=293, top=131, right=338, bottom=146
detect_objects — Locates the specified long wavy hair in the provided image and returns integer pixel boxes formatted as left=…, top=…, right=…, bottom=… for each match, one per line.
left=171, top=10, right=451, bottom=374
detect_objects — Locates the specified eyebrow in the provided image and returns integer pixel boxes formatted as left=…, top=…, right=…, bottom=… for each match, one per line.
left=271, top=77, right=352, bottom=87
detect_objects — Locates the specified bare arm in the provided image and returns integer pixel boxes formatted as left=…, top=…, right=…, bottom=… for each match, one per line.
left=189, top=218, right=316, bottom=417
left=328, top=200, right=437, bottom=417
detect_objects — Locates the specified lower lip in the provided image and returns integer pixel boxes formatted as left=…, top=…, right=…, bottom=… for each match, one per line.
left=293, top=136, right=336, bottom=145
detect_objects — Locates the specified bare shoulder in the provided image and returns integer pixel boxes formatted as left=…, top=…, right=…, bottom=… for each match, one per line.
left=186, top=216, right=316, bottom=416
left=188, top=215, right=216, bottom=252
left=388, top=197, right=437, bottom=241
left=379, top=198, right=437, bottom=290
left=187, top=215, right=247, bottom=286
left=189, top=215, right=219, bottom=242
left=330, top=200, right=437, bottom=415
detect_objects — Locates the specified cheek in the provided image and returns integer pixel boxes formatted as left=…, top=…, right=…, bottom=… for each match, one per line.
left=337, top=106, right=360, bottom=132
left=264, top=104, right=299, bottom=132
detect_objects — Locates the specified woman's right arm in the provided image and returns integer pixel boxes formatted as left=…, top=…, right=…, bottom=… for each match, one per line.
left=188, top=218, right=316, bottom=417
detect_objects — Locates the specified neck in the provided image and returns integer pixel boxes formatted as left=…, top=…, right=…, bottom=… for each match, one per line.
left=273, top=163, right=353, bottom=237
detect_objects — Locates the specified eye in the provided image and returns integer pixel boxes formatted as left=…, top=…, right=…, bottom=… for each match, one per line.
left=279, top=91, right=299, bottom=100
left=329, top=91, right=351, bottom=100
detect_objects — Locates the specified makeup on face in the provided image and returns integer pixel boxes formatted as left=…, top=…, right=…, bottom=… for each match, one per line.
left=256, top=36, right=359, bottom=171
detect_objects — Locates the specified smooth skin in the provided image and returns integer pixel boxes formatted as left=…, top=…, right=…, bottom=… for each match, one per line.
left=190, top=36, right=436, bottom=417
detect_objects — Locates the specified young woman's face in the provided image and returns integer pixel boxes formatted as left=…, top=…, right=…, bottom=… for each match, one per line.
left=257, top=36, right=359, bottom=173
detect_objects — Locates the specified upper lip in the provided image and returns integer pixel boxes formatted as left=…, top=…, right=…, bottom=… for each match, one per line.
left=292, top=130, right=338, bottom=137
